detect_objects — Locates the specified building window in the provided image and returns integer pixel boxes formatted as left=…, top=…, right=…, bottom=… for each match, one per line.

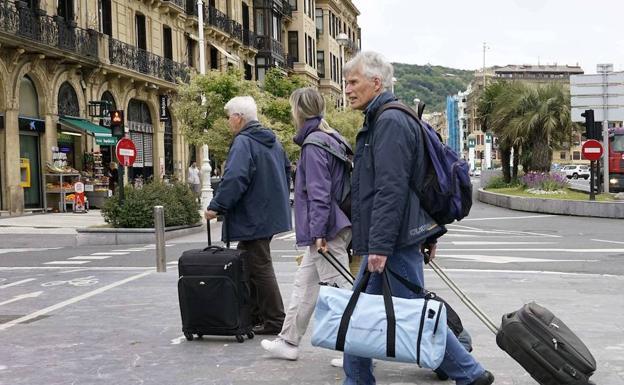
left=315, top=8, right=323, bottom=34
left=210, top=47, right=218, bottom=69
left=187, top=37, right=195, bottom=67
left=57, top=0, right=74, bottom=21
left=317, top=50, right=324, bottom=78
left=98, top=0, right=112, bottom=36
left=255, top=9, right=264, bottom=35
left=288, top=0, right=297, bottom=11
left=560, top=151, right=566, bottom=160
left=573, top=151, right=581, bottom=160
left=58, top=82, right=79, bottom=117
left=288, top=31, right=298, bottom=62
left=163, top=26, right=173, bottom=60
left=272, top=15, right=279, bottom=40
left=135, top=13, right=147, bottom=50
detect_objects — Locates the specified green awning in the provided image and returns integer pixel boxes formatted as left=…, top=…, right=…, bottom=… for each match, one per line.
left=59, top=117, right=112, bottom=137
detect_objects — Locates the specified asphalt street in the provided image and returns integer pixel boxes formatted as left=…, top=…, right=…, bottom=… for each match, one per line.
left=1, top=191, right=623, bottom=384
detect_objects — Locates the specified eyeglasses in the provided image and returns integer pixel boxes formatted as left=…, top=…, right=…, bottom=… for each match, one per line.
left=227, top=113, right=243, bottom=119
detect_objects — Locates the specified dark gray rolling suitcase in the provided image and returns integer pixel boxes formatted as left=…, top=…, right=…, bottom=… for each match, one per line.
left=177, top=221, right=254, bottom=343
left=429, top=260, right=597, bottom=385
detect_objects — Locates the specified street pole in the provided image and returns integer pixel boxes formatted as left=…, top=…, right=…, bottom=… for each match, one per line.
left=589, top=161, right=596, bottom=201
left=197, top=0, right=213, bottom=209
left=340, top=43, right=346, bottom=110
left=154, top=206, right=166, bottom=272
left=482, top=42, right=488, bottom=89
left=598, top=64, right=612, bottom=193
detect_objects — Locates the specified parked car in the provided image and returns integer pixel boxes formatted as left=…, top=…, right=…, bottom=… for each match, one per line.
left=470, top=169, right=481, bottom=177
left=560, top=165, right=590, bottom=179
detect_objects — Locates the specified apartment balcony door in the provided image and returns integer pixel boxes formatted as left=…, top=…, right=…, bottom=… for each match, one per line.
left=135, top=14, right=148, bottom=74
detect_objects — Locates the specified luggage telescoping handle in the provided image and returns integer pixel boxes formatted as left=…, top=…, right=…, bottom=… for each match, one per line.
left=428, top=260, right=499, bottom=334
left=317, top=249, right=355, bottom=285
left=205, top=215, right=231, bottom=249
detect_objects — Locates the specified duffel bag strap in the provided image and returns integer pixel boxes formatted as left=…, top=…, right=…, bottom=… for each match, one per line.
left=386, top=267, right=425, bottom=295
left=336, top=270, right=397, bottom=359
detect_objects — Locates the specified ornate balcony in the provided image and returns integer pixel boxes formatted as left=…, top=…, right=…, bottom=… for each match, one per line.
left=202, top=5, right=257, bottom=49
left=162, top=0, right=185, bottom=13
left=108, top=38, right=190, bottom=84
left=0, top=4, right=98, bottom=59
left=256, top=36, right=283, bottom=60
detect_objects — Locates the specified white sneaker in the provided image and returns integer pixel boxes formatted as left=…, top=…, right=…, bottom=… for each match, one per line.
left=330, top=357, right=343, bottom=368
left=261, top=338, right=299, bottom=360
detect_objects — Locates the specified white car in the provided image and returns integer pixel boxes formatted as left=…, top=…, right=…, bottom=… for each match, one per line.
left=560, top=165, right=590, bottom=180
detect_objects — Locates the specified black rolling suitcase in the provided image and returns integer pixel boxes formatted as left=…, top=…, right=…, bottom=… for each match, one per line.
left=177, top=220, right=254, bottom=343
left=429, top=260, right=597, bottom=385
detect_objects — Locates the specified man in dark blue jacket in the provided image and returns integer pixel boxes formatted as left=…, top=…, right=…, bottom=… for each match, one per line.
left=341, top=52, right=494, bottom=385
left=205, top=96, right=292, bottom=335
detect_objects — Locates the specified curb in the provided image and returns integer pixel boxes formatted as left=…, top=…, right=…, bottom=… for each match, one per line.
left=478, top=188, right=624, bottom=219
left=76, top=223, right=204, bottom=246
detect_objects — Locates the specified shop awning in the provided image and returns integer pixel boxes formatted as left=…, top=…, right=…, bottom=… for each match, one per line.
left=59, top=117, right=116, bottom=145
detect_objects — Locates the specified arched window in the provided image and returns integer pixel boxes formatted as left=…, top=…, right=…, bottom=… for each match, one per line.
left=58, top=81, right=79, bottom=117
left=19, top=75, right=39, bottom=118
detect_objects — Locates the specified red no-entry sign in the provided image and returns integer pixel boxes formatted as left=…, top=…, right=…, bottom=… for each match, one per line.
left=581, top=140, right=603, bottom=161
left=116, top=138, right=137, bottom=167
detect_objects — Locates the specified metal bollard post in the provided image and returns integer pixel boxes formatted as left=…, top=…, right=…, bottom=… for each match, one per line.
left=154, top=205, right=166, bottom=272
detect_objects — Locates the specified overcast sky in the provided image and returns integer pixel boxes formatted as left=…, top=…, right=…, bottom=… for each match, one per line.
left=351, top=0, right=624, bottom=74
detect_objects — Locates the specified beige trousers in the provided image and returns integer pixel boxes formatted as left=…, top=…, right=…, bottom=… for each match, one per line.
left=279, top=228, right=352, bottom=346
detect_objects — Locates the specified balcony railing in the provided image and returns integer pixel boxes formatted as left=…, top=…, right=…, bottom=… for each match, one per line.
left=202, top=6, right=257, bottom=49
left=185, top=0, right=198, bottom=16
left=0, top=4, right=98, bottom=59
left=108, top=38, right=189, bottom=84
left=256, top=36, right=283, bottom=59
left=163, top=0, right=185, bottom=9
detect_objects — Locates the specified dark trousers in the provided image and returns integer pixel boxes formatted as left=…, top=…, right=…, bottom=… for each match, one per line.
left=237, top=238, right=285, bottom=330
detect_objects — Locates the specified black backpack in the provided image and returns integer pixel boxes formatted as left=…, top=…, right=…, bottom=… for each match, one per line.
left=302, top=133, right=353, bottom=219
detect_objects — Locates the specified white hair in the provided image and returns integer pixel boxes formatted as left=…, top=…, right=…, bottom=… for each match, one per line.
left=343, top=51, right=394, bottom=91
left=224, top=96, right=258, bottom=122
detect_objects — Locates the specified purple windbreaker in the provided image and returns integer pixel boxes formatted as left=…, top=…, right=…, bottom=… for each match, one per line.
left=293, top=117, right=351, bottom=246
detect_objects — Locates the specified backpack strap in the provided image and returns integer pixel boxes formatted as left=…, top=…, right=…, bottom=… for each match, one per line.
left=302, top=135, right=351, bottom=165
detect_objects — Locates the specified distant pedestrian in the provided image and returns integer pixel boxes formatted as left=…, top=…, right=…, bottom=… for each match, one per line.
left=107, top=162, right=118, bottom=194
left=261, top=87, right=352, bottom=360
left=341, top=51, right=494, bottom=385
left=187, top=161, right=201, bottom=202
left=204, top=96, right=291, bottom=335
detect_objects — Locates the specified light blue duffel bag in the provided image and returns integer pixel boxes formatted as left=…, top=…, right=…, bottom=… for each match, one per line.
left=311, top=268, right=447, bottom=369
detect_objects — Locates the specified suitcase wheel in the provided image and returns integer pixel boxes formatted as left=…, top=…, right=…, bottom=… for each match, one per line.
left=184, top=332, right=194, bottom=341
left=246, top=332, right=254, bottom=340
left=197, top=334, right=204, bottom=340
left=236, top=335, right=244, bottom=343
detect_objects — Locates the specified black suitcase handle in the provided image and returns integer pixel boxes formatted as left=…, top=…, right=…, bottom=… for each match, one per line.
left=207, top=215, right=231, bottom=249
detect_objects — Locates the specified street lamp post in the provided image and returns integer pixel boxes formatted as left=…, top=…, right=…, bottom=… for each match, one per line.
left=336, top=33, right=349, bottom=110
left=391, top=76, right=397, bottom=94
left=197, top=0, right=213, bottom=209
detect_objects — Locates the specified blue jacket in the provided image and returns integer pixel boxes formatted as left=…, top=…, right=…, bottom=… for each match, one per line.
left=208, top=121, right=292, bottom=241
left=351, top=92, right=445, bottom=256
left=292, top=117, right=351, bottom=246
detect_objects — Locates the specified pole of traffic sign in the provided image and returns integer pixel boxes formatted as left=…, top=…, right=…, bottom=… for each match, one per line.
left=589, top=160, right=596, bottom=201
left=118, top=164, right=124, bottom=204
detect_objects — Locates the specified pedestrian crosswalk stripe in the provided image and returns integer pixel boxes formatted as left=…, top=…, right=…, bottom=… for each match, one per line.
left=90, top=252, right=128, bottom=256
left=450, top=241, right=556, bottom=245
left=69, top=256, right=111, bottom=260
left=44, top=261, right=91, bottom=265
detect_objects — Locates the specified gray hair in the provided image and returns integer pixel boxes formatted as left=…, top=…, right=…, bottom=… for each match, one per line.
left=343, top=51, right=394, bottom=91
left=289, top=87, right=334, bottom=133
left=224, top=96, right=258, bottom=122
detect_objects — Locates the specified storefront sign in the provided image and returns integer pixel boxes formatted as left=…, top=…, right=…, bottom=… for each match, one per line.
left=96, top=136, right=117, bottom=145
left=159, top=95, right=169, bottom=121
left=18, top=117, right=45, bottom=133
left=74, top=182, right=86, bottom=213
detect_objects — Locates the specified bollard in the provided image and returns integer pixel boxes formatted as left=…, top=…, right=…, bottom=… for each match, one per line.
left=154, top=205, right=166, bottom=272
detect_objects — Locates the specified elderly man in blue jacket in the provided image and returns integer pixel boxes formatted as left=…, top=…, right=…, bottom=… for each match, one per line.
left=205, top=96, right=292, bottom=336
left=341, top=52, right=494, bottom=385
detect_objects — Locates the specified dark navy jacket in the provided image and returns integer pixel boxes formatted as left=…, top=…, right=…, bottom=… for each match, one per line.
left=208, top=121, right=292, bottom=241
left=351, top=92, right=444, bottom=256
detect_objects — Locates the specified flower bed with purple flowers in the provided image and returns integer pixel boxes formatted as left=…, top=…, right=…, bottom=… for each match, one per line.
left=521, top=172, right=569, bottom=192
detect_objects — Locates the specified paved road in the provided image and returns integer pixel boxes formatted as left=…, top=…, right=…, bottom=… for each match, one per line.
left=1, top=199, right=623, bottom=384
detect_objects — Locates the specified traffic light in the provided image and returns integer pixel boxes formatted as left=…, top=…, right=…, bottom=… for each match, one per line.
left=581, top=109, right=597, bottom=140
left=109, top=110, right=124, bottom=137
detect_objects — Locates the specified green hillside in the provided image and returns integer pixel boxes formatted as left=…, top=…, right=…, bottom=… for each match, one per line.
left=392, top=63, right=475, bottom=113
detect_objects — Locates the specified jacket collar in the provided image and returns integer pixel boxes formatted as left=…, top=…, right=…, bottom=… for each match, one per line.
left=293, top=117, right=322, bottom=146
left=238, top=120, right=262, bottom=135
left=361, top=91, right=397, bottom=132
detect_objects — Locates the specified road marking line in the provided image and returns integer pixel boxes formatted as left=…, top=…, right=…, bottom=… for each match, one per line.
left=591, top=239, right=624, bottom=245
left=447, top=228, right=561, bottom=238
left=437, top=254, right=598, bottom=264
left=0, top=270, right=153, bottom=331
left=0, top=291, right=43, bottom=306
left=462, top=215, right=555, bottom=221
left=424, top=268, right=621, bottom=278
left=0, top=247, right=62, bottom=255
left=167, top=261, right=177, bottom=265
left=112, top=249, right=144, bottom=252
left=170, top=335, right=186, bottom=345
left=276, top=231, right=296, bottom=240
left=44, top=261, right=91, bottom=265
left=0, top=266, right=154, bottom=271
left=68, top=256, right=111, bottom=260
left=451, top=241, right=556, bottom=245
left=90, top=252, right=128, bottom=256
left=437, top=248, right=624, bottom=253
left=279, top=255, right=300, bottom=258
left=0, top=278, right=36, bottom=289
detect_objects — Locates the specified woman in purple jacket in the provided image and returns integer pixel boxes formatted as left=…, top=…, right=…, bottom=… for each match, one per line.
left=261, top=87, right=352, bottom=361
